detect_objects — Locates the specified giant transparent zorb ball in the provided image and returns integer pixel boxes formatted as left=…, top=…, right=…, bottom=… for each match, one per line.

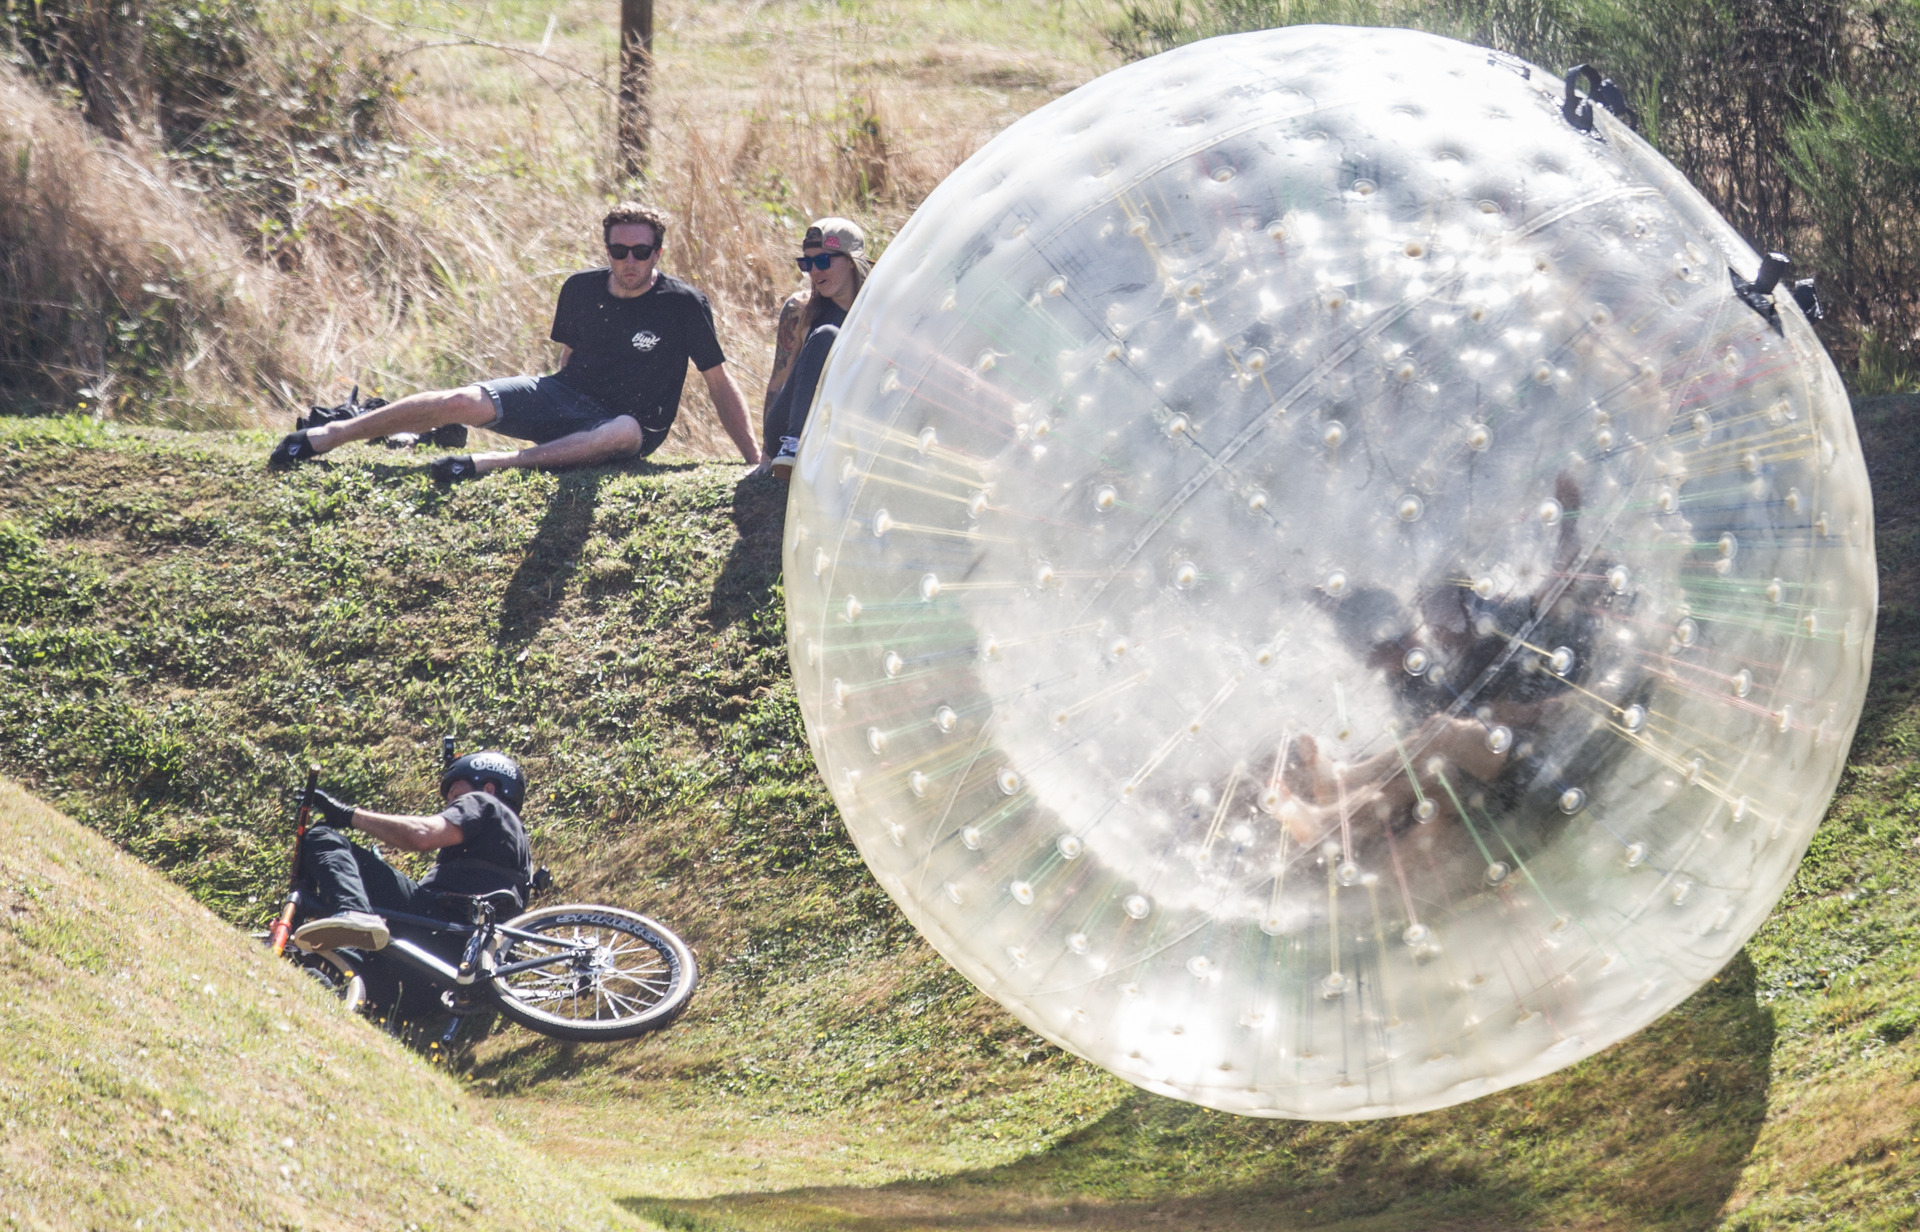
left=782, top=26, right=1875, bottom=1119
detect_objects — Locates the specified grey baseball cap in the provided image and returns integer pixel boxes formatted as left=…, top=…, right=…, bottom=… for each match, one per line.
left=803, top=217, right=869, bottom=274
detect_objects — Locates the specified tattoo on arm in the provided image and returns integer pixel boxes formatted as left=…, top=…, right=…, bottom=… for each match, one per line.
left=766, top=296, right=806, bottom=404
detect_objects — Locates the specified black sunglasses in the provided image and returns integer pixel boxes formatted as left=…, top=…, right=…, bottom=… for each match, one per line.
left=608, top=242, right=657, bottom=261
left=796, top=252, right=842, bottom=272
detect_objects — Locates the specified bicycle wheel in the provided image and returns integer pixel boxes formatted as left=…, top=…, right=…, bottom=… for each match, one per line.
left=489, top=904, right=697, bottom=1042
left=290, top=947, right=367, bottom=1014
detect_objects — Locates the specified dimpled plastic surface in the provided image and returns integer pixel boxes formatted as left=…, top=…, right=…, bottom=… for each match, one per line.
left=781, top=26, right=1876, bottom=1119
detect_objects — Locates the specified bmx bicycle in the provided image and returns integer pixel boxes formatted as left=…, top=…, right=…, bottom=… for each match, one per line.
left=263, top=760, right=698, bottom=1043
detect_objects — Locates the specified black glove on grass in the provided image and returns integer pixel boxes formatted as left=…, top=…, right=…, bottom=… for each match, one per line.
left=311, top=789, right=357, bottom=831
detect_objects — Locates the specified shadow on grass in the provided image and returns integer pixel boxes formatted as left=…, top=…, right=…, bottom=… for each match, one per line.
left=1849, top=394, right=1920, bottom=755
left=496, top=469, right=613, bottom=647
left=493, top=455, right=728, bottom=645
left=464, top=1035, right=590, bottom=1092
left=708, top=472, right=788, bottom=633
left=620, top=956, right=1775, bottom=1231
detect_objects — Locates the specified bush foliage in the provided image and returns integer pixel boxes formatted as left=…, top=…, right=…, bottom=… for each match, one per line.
left=1108, top=0, right=1920, bottom=391
left=2, top=0, right=403, bottom=228
left=0, top=0, right=405, bottom=420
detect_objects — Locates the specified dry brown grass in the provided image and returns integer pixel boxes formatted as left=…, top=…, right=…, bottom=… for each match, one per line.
left=642, top=87, right=991, bottom=454
left=0, top=62, right=297, bottom=426
left=2, top=0, right=1107, bottom=455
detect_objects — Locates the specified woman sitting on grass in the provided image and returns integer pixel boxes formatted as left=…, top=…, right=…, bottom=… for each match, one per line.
left=760, top=218, right=868, bottom=479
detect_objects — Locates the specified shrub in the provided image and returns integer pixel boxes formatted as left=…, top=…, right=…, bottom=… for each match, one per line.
left=1105, top=0, right=1919, bottom=392
left=2, top=0, right=404, bottom=243
left=1787, top=84, right=1920, bottom=389
left=0, top=0, right=404, bottom=419
left=0, top=61, right=297, bottom=421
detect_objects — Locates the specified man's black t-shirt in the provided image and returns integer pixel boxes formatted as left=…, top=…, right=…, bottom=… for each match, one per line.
left=420, top=792, right=535, bottom=900
left=549, top=271, right=726, bottom=430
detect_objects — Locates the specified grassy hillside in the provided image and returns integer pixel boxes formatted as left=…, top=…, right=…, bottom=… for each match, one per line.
left=0, top=776, right=642, bottom=1229
left=2, top=405, right=1920, bottom=1229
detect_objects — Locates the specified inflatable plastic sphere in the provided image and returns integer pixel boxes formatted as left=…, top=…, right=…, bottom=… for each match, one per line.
left=782, top=26, right=1875, bottom=1119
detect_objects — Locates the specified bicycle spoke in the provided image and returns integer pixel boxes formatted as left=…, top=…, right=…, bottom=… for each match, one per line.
left=598, top=985, right=649, bottom=1017
left=607, top=974, right=671, bottom=1001
left=609, top=968, right=670, bottom=989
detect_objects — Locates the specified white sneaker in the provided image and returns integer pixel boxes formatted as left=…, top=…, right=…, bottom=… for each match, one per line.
left=293, top=911, right=390, bottom=953
left=769, top=436, right=799, bottom=480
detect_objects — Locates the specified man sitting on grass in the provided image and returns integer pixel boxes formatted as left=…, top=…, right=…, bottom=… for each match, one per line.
left=269, top=202, right=760, bottom=481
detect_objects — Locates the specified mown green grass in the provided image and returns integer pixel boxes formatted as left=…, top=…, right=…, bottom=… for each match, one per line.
left=2, top=404, right=1919, bottom=1229
left=0, top=419, right=1102, bottom=1188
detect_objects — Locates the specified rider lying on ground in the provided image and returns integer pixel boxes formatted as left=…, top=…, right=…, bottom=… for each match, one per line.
left=293, top=751, right=535, bottom=953
left=269, top=202, right=761, bottom=482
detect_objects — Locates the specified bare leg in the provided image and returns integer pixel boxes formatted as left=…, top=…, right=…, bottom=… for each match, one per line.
left=1266, top=715, right=1513, bottom=844
left=471, top=415, right=645, bottom=474
left=307, top=386, right=496, bottom=453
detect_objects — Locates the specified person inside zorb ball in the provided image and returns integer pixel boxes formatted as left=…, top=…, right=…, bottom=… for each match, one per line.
left=783, top=26, right=1876, bottom=1119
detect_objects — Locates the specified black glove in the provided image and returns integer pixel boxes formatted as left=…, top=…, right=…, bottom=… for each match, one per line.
left=309, top=789, right=357, bottom=831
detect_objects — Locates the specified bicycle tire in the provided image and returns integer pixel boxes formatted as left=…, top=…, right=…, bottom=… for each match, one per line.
left=290, top=947, right=367, bottom=1014
left=489, top=904, right=697, bottom=1042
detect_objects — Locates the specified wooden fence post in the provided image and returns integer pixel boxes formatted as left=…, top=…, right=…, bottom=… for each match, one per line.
left=618, top=0, right=654, bottom=181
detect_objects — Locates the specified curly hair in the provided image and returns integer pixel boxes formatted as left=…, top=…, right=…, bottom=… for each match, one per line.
left=602, top=201, right=669, bottom=245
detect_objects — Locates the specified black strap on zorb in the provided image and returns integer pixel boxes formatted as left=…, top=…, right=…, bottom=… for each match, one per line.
left=1562, top=65, right=1638, bottom=136
left=1731, top=253, right=1824, bottom=331
left=1791, top=276, right=1825, bottom=321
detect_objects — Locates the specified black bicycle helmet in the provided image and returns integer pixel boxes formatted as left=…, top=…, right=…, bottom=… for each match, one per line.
left=441, top=750, right=527, bottom=811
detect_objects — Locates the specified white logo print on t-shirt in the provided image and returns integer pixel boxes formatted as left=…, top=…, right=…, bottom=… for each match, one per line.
left=631, top=330, right=660, bottom=352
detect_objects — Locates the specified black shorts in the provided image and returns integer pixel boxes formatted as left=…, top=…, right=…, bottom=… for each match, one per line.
left=477, top=375, right=671, bottom=455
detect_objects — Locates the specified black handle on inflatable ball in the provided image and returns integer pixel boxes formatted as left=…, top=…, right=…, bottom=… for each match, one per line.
left=1562, top=64, right=1604, bottom=132
left=1753, top=252, right=1794, bottom=297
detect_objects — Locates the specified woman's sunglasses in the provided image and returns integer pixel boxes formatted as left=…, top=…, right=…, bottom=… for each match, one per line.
left=796, top=252, right=842, bottom=272
left=608, top=242, right=657, bottom=261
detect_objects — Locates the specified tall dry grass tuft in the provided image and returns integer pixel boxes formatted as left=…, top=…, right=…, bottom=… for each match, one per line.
left=0, top=62, right=297, bottom=425
left=638, top=88, right=981, bottom=455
